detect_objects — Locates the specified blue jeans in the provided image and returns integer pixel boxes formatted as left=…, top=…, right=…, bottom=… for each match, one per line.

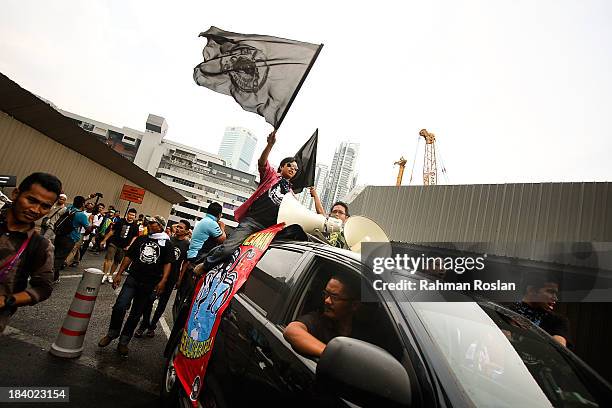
left=204, top=217, right=266, bottom=269
left=107, top=276, right=156, bottom=345
left=139, top=273, right=178, bottom=331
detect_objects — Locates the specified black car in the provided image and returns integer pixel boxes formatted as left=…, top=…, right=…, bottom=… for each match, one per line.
left=162, top=240, right=612, bottom=407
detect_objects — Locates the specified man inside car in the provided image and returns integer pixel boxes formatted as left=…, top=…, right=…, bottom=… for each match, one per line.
left=509, top=275, right=570, bottom=347
left=284, top=274, right=360, bottom=357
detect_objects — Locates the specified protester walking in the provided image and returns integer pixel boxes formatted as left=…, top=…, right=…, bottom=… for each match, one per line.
left=97, top=216, right=172, bottom=357
left=136, top=219, right=190, bottom=338
left=99, top=208, right=139, bottom=283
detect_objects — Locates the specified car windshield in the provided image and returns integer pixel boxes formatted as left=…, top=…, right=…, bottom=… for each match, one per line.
left=409, top=301, right=611, bottom=407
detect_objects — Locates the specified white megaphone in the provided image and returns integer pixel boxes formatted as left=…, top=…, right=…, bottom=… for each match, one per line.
left=278, top=194, right=342, bottom=235
left=343, top=216, right=390, bottom=253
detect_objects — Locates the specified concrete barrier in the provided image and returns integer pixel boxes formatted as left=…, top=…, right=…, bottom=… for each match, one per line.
left=50, top=268, right=103, bottom=358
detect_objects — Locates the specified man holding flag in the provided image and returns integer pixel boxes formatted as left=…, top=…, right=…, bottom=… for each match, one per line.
left=203, top=130, right=298, bottom=269
left=192, top=25, right=324, bottom=265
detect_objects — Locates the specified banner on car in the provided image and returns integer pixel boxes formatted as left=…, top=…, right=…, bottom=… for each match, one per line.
left=173, top=223, right=285, bottom=406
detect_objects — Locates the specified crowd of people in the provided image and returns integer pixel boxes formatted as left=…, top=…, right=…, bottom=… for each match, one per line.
left=0, top=130, right=572, bottom=361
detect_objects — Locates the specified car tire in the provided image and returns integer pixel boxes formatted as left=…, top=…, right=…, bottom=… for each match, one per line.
left=160, top=341, right=188, bottom=408
left=200, top=373, right=227, bottom=408
left=161, top=341, right=226, bottom=408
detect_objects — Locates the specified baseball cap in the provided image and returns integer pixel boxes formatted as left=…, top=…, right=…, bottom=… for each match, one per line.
left=146, top=215, right=167, bottom=229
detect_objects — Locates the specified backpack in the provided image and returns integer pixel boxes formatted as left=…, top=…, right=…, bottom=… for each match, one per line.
left=54, top=209, right=78, bottom=237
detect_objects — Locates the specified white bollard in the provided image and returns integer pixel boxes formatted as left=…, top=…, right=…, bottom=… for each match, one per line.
left=50, top=268, right=103, bottom=358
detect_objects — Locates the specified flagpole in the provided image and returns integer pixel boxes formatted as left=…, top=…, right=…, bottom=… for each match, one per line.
left=275, top=43, right=324, bottom=130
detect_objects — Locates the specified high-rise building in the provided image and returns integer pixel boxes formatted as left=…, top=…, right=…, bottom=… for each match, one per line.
left=218, top=126, right=257, bottom=172
left=322, top=142, right=359, bottom=211
left=298, top=164, right=329, bottom=211
left=59, top=110, right=257, bottom=228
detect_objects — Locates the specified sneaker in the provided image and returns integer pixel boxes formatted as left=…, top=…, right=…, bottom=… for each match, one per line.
left=145, top=329, right=155, bottom=338
left=117, top=344, right=129, bottom=357
left=69, top=261, right=79, bottom=267
left=98, top=335, right=112, bottom=347
left=134, top=328, right=145, bottom=338
left=52, top=278, right=61, bottom=285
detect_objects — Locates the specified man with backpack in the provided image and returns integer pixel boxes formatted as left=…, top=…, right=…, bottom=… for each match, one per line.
left=52, top=195, right=92, bottom=283
left=40, top=193, right=67, bottom=241
left=0, top=172, right=62, bottom=333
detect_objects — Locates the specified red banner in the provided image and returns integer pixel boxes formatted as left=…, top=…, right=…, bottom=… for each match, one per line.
left=173, top=223, right=285, bottom=405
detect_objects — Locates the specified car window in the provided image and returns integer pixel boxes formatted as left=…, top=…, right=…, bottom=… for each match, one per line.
left=240, top=248, right=303, bottom=317
left=288, top=258, right=404, bottom=360
left=411, top=301, right=611, bottom=407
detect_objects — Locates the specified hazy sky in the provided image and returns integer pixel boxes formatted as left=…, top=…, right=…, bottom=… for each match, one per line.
left=1, top=0, right=611, bottom=186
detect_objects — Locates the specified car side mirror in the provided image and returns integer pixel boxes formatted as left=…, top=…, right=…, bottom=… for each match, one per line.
left=316, top=337, right=411, bottom=407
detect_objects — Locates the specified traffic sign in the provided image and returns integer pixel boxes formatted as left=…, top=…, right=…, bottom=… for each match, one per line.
left=119, top=184, right=145, bottom=204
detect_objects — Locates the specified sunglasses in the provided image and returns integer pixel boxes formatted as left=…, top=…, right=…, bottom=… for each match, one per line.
left=285, top=163, right=299, bottom=171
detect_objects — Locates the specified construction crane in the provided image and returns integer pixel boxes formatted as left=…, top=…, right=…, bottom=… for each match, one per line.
left=419, top=128, right=438, bottom=185
left=394, top=156, right=407, bottom=186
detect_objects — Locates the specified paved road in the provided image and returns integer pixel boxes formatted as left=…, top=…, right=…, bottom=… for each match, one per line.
left=0, top=250, right=178, bottom=407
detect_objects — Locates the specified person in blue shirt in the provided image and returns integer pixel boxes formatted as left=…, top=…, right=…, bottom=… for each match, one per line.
left=176, top=203, right=226, bottom=286
left=187, top=202, right=226, bottom=262
left=52, top=195, right=92, bottom=283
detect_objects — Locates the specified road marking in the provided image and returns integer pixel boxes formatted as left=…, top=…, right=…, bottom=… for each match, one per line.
left=4, top=326, right=158, bottom=395
left=61, top=274, right=83, bottom=279
left=159, top=316, right=171, bottom=339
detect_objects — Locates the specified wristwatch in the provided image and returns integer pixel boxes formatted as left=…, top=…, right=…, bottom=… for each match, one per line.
left=1, top=295, right=16, bottom=309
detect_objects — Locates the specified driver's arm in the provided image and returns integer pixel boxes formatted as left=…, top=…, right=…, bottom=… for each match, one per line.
left=283, top=321, right=326, bottom=357
left=552, top=335, right=567, bottom=347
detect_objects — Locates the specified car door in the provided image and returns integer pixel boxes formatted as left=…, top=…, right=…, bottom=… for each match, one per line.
left=231, top=249, right=347, bottom=407
left=260, top=251, right=430, bottom=408
left=207, top=246, right=309, bottom=407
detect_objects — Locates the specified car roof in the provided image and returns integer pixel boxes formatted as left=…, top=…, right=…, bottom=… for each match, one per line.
left=270, top=239, right=362, bottom=263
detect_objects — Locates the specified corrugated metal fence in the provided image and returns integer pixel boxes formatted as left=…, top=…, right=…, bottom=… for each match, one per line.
left=350, top=183, right=612, bottom=382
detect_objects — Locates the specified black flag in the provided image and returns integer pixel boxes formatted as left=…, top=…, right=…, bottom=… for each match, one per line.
left=194, top=26, right=323, bottom=128
left=291, top=129, right=318, bottom=194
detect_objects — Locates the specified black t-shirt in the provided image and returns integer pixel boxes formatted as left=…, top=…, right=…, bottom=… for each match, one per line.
left=509, top=302, right=570, bottom=341
left=109, top=219, right=139, bottom=249
left=247, top=179, right=291, bottom=227
left=126, top=236, right=174, bottom=284
left=170, top=236, right=190, bottom=277
left=297, top=311, right=345, bottom=345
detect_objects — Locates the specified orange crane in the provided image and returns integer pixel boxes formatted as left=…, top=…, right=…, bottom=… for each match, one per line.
left=394, top=156, right=407, bottom=186
left=419, top=128, right=437, bottom=185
